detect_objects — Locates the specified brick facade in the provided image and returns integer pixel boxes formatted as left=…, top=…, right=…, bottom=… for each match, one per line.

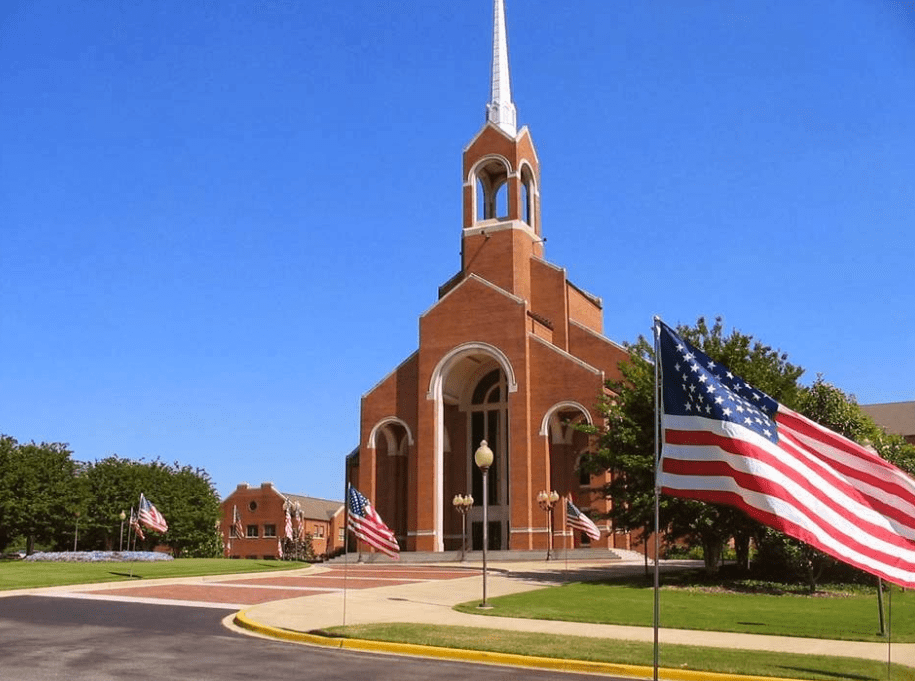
left=221, top=482, right=344, bottom=560
left=348, top=111, right=643, bottom=557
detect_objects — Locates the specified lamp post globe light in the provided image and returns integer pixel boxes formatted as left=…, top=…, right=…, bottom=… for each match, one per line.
left=119, top=511, right=126, bottom=551
left=451, top=494, right=473, bottom=561
left=474, top=440, right=494, bottom=608
left=536, top=490, right=560, bottom=560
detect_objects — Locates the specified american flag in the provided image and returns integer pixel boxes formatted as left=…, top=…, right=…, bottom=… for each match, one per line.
left=130, top=508, right=144, bottom=540
left=657, top=320, right=915, bottom=588
left=233, top=505, right=244, bottom=539
left=138, top=493, right=168, bottom=533
left=566, top=498, right=601, bottom=542
left=348, top=486, right=399, bottom=559
left=284, top=507, right=293, bottom=540
left=277, top=537, right=284, bottom=559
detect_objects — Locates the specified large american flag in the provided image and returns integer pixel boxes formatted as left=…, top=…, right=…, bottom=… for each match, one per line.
left=348, top=486, right=400, bottom=559
left=138, top=493, right=168, bottom=533
left=566, top=498, right=601, bottom=542
left=657, top=320, right=915, bottom=588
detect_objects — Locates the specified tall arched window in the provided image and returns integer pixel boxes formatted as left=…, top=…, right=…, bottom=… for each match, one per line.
left=468, top=367, right=509, bottom=550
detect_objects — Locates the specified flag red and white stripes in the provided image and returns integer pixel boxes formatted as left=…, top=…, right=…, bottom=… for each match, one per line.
left=138, top=493, right=168, bottom=533
left=130, top=508, right=144, bottom=540
left=348, top=486, right=400, bottom=559
left=233, top=505, right=244, bottom=539
left=566, top=498, right=601, bottom=542
left=657, top=320, right=915, bottom=588
left=284, top=507, right=294, bottom=540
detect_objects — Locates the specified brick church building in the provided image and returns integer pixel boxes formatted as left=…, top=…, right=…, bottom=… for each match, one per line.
left=347, top=0, right=637, bottom=555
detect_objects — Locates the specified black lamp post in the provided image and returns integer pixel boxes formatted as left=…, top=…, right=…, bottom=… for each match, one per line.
left=474, top=440, right=494, bottom=608
left=537, top=490, right=560, bottom=560
left=452, top=494, right=473, bottom=561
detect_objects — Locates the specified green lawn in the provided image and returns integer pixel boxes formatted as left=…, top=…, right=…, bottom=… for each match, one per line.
left=453, top=577, right=915, bottom=643
left=325, top=623, right=915, bottom=681
left=0, top=558, right=305, bottom=590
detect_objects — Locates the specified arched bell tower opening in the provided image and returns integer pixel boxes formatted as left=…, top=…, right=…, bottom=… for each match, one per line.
left=473, top=156, right=512, bottom=223
left=519, top=161, right=538, bottom=235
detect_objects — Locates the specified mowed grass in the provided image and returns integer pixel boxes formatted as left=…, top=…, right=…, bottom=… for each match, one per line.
left=326, top=623, right=915, bottom=681
left=454, top=577, right=915, bottom=643
left=0, top=557, right=305, bottom=590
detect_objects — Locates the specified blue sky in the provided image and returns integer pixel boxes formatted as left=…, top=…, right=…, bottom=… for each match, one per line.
left=2, top=1, right=913, bottom=503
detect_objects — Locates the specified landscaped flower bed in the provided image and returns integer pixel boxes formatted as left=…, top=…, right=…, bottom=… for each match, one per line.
left=24, top=551, right=173, bottom=563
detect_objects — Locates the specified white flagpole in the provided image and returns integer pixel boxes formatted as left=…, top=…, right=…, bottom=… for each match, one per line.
left=653, top=316, right=662, bottom=681
left=564, top=495, right=570, bottom=579
left=343, top=482, right=350, bottom=627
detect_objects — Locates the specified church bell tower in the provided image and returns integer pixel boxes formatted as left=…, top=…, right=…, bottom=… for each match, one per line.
left=460, top=0, right=543, bottom=303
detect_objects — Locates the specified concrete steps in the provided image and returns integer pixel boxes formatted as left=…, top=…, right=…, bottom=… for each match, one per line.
left=326, top=547, right=628, bottom=564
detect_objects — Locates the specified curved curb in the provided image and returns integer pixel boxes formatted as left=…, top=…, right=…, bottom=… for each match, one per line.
left=232, top=610, right=806, bottom=681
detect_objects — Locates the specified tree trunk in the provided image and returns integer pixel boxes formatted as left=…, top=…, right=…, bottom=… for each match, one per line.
left=26, top=535, right=34, bottom=556
left=702, top=538, right=723, bottom=575
left=734, top=533, right=751, bottom=572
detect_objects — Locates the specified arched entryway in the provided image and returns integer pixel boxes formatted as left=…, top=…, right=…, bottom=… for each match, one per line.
left=367, top=418, right=411, bottom=545
left=428, top=342, right=516, bottom=552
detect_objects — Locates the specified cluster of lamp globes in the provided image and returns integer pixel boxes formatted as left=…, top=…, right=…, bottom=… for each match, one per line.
left=452, top=494, right=474, bottom=510
left=537, top=489, right=560, bottom=510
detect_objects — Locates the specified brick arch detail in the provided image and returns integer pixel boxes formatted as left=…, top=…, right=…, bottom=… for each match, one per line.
left=367, top=416, right=415, bottom=450
left=426, top=341, right=517, bottom=552
left=539, top=401, right=593, bottom=439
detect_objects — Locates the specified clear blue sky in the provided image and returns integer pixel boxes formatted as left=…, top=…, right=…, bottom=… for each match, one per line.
left=2, top=1, right=913, bottom=503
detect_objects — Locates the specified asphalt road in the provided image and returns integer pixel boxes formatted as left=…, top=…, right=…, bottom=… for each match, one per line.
left=0, top=596, right=628, bottom=680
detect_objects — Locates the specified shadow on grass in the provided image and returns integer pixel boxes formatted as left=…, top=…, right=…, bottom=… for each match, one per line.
left=776, top=666, right=873, bottom=680
left=107, top=572, right=142, bottom=579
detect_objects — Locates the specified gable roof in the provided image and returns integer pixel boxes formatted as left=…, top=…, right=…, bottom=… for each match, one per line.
left=282, top=494, right=344, bottom=521
left=860, top=401, right=915, bottom=437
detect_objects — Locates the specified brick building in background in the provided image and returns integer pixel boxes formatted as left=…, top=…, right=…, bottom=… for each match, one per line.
left=347, top=0, right=643, bottom=556
left=221, top=482, right=344, bottom=560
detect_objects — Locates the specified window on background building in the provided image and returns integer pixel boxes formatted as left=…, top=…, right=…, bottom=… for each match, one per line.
left=248, top=501, right=258, bottom=512
left=246, top=525, right=259, bottom=538
left=315, top=525, right=325, bottom=537
left=230, top=526, right=238, bottom=539
left=338, top=528, right=345, bottom=541
left=579, top=453, right=592, bottom=487
left=263, top=524, right=276, bottom=537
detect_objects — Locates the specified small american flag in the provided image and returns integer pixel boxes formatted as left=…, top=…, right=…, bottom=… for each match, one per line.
left=348, top=486, right=399, bottom=559
left=233, top=505, right=244, bottom=539
left=130, top=508, right=144, bottom=540
left=138, top=493, right=168, bottom=533
left=277, top=538, right=284, bottom=559
left=284, top=507, right=293, bottom=540
left=566, top=498, right=601, bottom=542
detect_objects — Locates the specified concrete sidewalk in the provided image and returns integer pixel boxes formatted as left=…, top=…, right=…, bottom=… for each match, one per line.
left=237, top=558, right=914, bottom=669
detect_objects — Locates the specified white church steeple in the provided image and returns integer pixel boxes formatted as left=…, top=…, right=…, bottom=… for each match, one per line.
left=486, top=0, right=517, bottom=137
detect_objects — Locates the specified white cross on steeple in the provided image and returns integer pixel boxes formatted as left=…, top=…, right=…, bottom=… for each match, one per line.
left=486, top=0, right=517, bottom=137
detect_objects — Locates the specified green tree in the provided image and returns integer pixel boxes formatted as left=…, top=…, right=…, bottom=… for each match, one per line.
left=585, top=317, right=805, bottom=575
left=81, top=456, right=149, bottom=550
left=80, top=457, right=222, bottom=557
left=155, top=463, right=222, bottom=558
left=0, top=436, right=84, bottom=554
